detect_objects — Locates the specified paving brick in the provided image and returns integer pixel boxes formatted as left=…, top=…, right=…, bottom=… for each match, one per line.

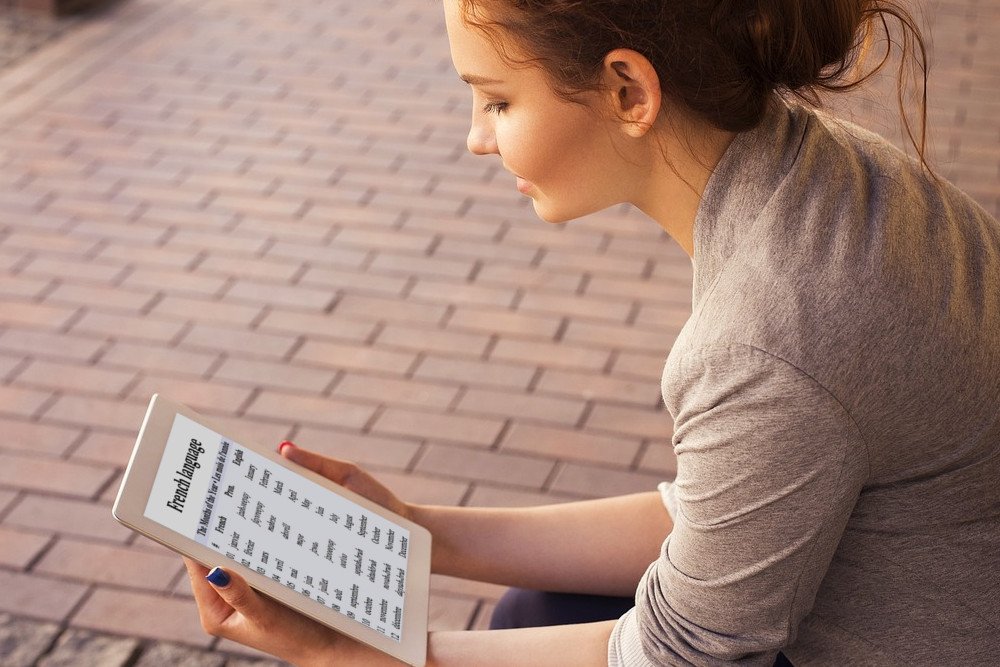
left=0, top=489, right=18, bottom=516
left=0, top=300, right=77, bottom=329
left=294, top=339, right=418, bottom=376
left=70, top=431, right=137, bottom=467
left=375, top=323, right=491, bottom=358
left=245, top=389, right=376, bottom=430
left=97, top=243, right=200, bottom=270
left=69, top=311, right=187, bottom=345
left=369, top=251, right=476, bottom=281
left=40, top=395, right=154, bottom=433
left=638, top=443, right=679, bottom=477
left=152, top=295, right=264, bottom=327
left=414, top=354, right=536, bottom=390
left=333, top=372, right=459, bottom=409
left=167, top=229, right=268, bottom=256
left=0, top=417, right=84, bottom=458
left=0, top=328, right=105, bottom=363
left=266, top=240, right=369, bottom=269
left=409, top=279, right=517, bottom=308
left=136, top=372, right=261, bottom=415
left=428, top=594, right=479, bottom=632
left=500, top=422, right=641, bottom=466
left=456, top=388, right=585, bottom=426
left=471, top=601, right=497, bottom=631
left=431, top=574, right=508, bottom=602
left=0, top=384, right=54, bottom=420
left=540, top=249, right=648, bottom=277
left=45, top=283, right=157, bottom=313
left=435, top=237, right=538, bottom=265
left=549, top=463, right=667, bottom=498
left=0, top=570, right=87, bottom=622
left=213, top=357, right=336, bottom=393
left=37, top=627, right=140, bottom=667
left=0, top=613, right=61, bottom=667
left=133, top=643, right=226, bottom=667
left=632, top=302, right=691, bottom=331
left=16, top=359, right=137, bottom=397
left=100, top=341, right=220, bottom=377
left=4, top=495, right=131, bottom=543
left=491, top=337, right=609, bottom=372
left=35, top=538, right=183, bottom=592
left=465, top=484, right=576, bottom=508
left=586, top=275, right=692, bottom=306
left=0, top=526, right=51, bottom=568
left=446, top=305, right=562, bottom=340
left=333, top=227, right=435, bottom=253
left=299, top=265, right=409, bottom=298
left=333, top=293, right=448, bottom=326
left=586, top=403, right=673, bottom=440
left=517, top=291, right=632, bottom=323
left=474, top=263, right=583, bottom=292
left=178, top=322, right=299, bottom=360
left=1, top=275, right=51, bottom=299
left=2, top=231, right=97, bottom=256
left=216, top=641, right=289, bottom=664
left=373, top=407, right=505, bottom=447
left=256, top=308, right=374, bottom=343
left=535, top=369, right=660, bottom=407
left=124, top=267, right=229, bottom=298
left=0, top=452, right=115, bottom=498
left=415, top=444, right=554, bottom=488
left=611, top=349, right=672, bottom=382
left=225, top=279, right=336, bottom=311
left=197, top=253, right=302, bottom=282
left=71, top=588, right=212, bottom=647
left=562, top=320, right=670, bottom=353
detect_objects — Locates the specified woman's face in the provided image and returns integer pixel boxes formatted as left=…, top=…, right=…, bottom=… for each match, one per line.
left=443, top=0, right=633, bottom=223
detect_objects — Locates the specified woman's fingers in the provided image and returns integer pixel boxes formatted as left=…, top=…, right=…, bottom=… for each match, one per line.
left=204, top=565, right=269, bottom=628
left=279, top=441, right=358, bottom=486
left=183, top=557, right=237, bottom=634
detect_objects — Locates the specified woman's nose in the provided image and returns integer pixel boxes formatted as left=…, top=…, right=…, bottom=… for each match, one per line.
left=467, top=117, right=498, bottom=156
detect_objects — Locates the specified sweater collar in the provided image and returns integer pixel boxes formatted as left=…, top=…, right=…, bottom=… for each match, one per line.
left=691, top=96, right=810, bottom=306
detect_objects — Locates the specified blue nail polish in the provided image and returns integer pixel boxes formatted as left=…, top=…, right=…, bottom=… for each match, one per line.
left=206, top=566, right=230, bottom=587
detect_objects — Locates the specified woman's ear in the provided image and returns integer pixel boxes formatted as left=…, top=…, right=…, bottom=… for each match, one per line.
left=601, top=48, right=662, bottom=138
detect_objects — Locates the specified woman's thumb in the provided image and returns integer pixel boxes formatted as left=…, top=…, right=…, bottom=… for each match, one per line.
left=205, top=566, right=265, bottom=623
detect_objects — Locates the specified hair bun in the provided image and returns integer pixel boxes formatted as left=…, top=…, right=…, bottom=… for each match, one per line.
left=712, top=0, right=863, bottom=92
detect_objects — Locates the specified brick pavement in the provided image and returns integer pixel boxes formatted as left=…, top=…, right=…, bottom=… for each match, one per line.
left=0, top=0, right=996, bottom=663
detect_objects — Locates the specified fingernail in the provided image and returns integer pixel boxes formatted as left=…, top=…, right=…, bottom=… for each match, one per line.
left=278, top=441, right=295, bottom=455
left=206, top=566, right=230, bottom=588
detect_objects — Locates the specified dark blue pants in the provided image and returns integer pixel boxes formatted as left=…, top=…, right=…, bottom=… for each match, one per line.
left=489, top=588, right=793, bottom=666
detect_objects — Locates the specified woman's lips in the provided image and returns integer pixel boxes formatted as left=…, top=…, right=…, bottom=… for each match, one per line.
left=515, top=176, right=532, bottom=194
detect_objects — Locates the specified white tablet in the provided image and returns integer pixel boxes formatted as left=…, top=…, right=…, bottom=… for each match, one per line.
left=113, top=394, right=430, bottom=667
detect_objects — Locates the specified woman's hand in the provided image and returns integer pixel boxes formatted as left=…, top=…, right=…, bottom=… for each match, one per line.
left=184, top=559, right=395, bottom=666
left=278, top=441, right=413, bottom=521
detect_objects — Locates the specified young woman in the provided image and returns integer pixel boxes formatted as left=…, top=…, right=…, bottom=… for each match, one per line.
left=183, top=0, right=1000, bottom=664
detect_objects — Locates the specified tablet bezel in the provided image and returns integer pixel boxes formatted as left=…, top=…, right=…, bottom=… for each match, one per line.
left=112, top=394, right=430, bottom=667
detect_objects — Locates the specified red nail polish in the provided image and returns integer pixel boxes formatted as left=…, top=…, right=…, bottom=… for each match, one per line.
left=278, top=441, right=295, bottom=455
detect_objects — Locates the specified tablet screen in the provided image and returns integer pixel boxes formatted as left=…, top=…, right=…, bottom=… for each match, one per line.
left=143, top=414, right=410, bottom=642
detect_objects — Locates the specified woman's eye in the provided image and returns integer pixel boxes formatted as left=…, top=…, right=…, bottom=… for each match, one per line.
left=482, top=101, right=509, bottom=115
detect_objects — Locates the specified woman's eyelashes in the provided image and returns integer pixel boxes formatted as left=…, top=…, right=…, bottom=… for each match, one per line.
left=482, top=101, right=509, bottom=115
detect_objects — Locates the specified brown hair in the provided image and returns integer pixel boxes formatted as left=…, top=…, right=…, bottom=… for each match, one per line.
left=460, top=0, right=930, bottom=167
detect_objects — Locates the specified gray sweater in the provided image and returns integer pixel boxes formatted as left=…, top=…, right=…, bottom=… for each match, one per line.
left=608, top=98, right=1000, bottom=666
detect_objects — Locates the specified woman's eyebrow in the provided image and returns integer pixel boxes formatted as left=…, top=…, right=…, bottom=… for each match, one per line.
left=460, top=74, right=505, bottom=85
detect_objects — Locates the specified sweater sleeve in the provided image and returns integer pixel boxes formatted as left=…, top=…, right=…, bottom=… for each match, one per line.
left=612, top=345, right=869, bottom=665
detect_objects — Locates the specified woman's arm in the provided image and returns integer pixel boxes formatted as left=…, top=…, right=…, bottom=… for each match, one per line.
left=282, top=443, right=672, bottom=597
left=186, top=558, right=617, bottom=667
left=412, top=491, right=672, bottom=597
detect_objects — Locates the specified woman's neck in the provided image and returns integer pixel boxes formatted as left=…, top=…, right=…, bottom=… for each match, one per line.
left=630, top=122, right=736, bottom=259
